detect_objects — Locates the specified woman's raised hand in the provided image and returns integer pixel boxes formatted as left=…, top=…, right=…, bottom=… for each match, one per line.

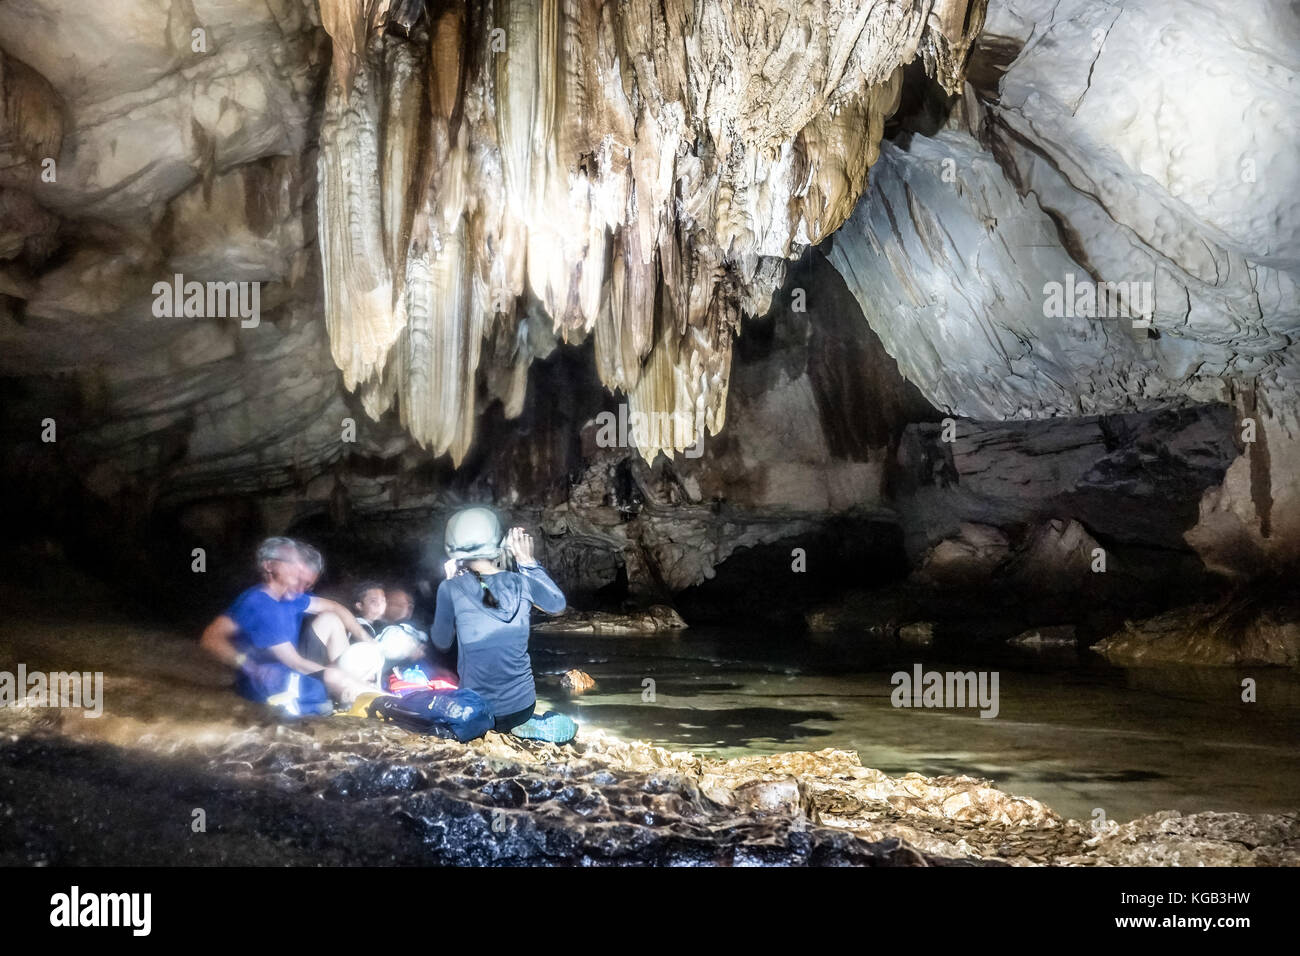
left=507, top=527, right=535, bottom=564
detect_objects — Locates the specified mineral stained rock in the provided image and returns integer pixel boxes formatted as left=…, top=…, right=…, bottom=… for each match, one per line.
left=1007, top=625, right=1077, bottom=648
left=1062, top=811, right=1300, bottom=867
left=1093, top=600, right=1300, bottom=667
left=823, top=0, right=1300, bottom=594
left=911, top=523, right=1011, bottom=587
left=558, top=669, right=596, bottom=695
left=898, top=622, right=935, bottom=647
left=892, top=406, right=1240, bottom=563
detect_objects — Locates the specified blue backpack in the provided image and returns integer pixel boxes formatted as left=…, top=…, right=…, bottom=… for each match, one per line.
left=365, top=688, right=494, bottom=742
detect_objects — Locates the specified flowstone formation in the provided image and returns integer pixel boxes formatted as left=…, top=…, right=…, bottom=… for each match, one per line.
left=830, top=0, right=1300, bottom=422
left=314, top=0, right=985, bottom=462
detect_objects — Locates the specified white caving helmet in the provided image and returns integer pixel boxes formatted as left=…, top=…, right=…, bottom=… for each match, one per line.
left=443, top=507, right=505, bottom=562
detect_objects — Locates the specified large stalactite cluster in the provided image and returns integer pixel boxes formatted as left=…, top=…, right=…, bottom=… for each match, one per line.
left=316, top=0, right=985, bottom=463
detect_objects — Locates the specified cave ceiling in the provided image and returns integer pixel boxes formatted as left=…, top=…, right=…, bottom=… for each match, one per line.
left=315, top=0, right=985, bottom=463
left=0, top=0, right=1295, bottom=490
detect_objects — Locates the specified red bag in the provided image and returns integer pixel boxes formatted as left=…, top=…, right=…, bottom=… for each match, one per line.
left=387, top=671, right=458, bottom=695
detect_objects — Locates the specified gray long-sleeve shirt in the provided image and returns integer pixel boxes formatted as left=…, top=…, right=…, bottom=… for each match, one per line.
left=431, top=563, right=566, bottom=716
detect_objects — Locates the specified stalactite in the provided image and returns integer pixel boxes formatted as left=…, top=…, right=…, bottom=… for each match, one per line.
left=0, top=50, right=64, bottom=185
left=317, top=59, right=404, bottom=390
left=379, top=39, right=425, bottom=301
left=314, top=0, right=987, bottom=464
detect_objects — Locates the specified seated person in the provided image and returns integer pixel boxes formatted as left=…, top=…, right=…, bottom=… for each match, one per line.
left=199, top=537, right=380, bottom=716
left=381, top=587, right=423, bottom=632
left=432, top=510, right=573, bottom=741
left=285, top=539, right=388, bottom=692
left=378, top=584, right=458, bottom=686
left=377, top=585, right=430, bottom=657
left=300, top=579, right=386, bottom=669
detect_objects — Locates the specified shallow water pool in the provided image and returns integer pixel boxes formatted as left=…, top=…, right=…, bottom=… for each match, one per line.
left=531, top=628, right=1300, bottom=823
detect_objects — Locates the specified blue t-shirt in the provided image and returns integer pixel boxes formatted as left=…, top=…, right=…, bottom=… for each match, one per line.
left=226, top=587, right=311, bottom=663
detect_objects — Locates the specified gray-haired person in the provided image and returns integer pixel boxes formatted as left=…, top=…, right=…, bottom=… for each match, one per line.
left=199, top=538, right=379, bottom=716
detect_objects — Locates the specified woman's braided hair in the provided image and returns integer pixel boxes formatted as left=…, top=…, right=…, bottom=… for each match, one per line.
left=469, top=567, right=500, bottom=608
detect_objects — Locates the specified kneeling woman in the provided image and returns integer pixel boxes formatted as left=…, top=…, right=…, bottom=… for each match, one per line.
left=431, top=508, right=569, bottom=738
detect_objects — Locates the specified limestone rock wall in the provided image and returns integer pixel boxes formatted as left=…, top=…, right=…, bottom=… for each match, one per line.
left=829, top=0, right=1299, bottom=422
left=826, top=0, right=1300, bottom=581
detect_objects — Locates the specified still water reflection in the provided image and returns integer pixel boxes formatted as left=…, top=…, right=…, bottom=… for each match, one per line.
left=532, top=628, right=1300, bottom=823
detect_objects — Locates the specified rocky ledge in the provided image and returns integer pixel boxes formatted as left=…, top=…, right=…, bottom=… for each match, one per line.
left=1092, top=581, right=1300, bottom=668
left=532, top=606, right=688, bottom=635
left=1, top=692, right=1295, bottom=867
left=0, top=586, right=1294, bottom=867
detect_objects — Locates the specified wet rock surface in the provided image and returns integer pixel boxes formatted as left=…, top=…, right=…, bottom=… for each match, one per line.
left=559, top=669, right=597, bottom=696
left=1063, top=811, right=1300, bottom=867
left=1, top=594, right=1295, bottom=867
left=535, top=606, right=688, bottom=636
left=7, top=700, right=1295, bottom=867
left=893, top=407, right=1240, bottom=565
left=1008, top=626, right=1077, bottom=648
left=1093, top=583, right=1300, bottom=668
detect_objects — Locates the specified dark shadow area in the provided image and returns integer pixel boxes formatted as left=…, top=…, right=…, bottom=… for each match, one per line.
left=0, top=733, right=434, bottom=866
left=673, top=519, right=910, bottom=630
